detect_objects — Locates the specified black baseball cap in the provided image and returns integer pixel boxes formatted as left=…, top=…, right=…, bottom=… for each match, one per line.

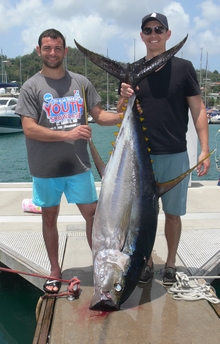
left=141, top=12, right=169, bottom=30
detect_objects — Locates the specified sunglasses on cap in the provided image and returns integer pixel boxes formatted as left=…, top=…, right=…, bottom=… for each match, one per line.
left=142, top=26, right=167, bottom=35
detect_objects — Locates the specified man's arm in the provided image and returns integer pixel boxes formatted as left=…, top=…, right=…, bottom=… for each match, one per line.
left=89, top=103, right=122, bottom=126
left=187, top=95, right=210, bottom=176
left=21, top=116, right=92, bottom=142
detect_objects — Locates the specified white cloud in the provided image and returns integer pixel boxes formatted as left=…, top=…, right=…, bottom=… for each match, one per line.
left=0, top=0, right=43, bottom=30
left=193, top=16, right=209, bottom=31
left=199, top=0, right=220, bottom=21
left=0, top=0, right=220, bottom=71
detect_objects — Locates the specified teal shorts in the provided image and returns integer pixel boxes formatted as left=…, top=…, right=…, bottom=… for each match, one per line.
left=151, top=152, right=190, bottom=216
left=32, top=170, right=98, bottom=208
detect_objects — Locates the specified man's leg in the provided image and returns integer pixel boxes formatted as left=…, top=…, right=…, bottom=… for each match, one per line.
left=42, top=205, right=61, bottom=284
left=164, top=212, right=181, bottom=268
left=162, top=212, right=182, bottom=285
left=77, top=202, right=97, bottom=249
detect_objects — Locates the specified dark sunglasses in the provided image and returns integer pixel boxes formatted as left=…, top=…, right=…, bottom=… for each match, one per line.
left=142, top=26, right=167, bottom=35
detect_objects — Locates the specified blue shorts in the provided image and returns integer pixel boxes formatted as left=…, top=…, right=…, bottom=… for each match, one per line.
left=32, top=170, right=98, bottom=208
left=151, top=152, right=190, bottom=216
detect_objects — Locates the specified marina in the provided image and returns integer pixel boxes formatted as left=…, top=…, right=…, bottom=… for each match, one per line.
left=0, top=181, right=219, bottom=343
left=0, top=124, right=220, bottom=343
left=1, top=2, right=220, bottom=342
left=0, top=84, right=22, bottom=134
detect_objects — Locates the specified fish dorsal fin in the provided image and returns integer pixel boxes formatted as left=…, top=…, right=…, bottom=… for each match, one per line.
left=157, top=150, right=214, bottom=197
left=74, top=35, right=188, bottom=88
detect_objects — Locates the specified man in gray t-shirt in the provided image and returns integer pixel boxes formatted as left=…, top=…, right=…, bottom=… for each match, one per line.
left=16, top=28, right=121, bottom=294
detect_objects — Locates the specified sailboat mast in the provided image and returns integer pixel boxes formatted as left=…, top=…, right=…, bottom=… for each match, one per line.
left=200, top=47, right=203, bottom=89
left=205, top=52, right=208, bottom=107
left=106, top=49, right=109, bottom=109
left=134, top=39, right=136, bottom=62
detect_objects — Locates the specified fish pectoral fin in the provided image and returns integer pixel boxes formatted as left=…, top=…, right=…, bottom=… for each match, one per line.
left=88, top=139, right=106, bottom=178
left=157, top=150, right=214, bottom=197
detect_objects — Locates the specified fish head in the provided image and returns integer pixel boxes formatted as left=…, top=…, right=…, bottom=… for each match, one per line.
left=90, top=249, right=130, bottom=311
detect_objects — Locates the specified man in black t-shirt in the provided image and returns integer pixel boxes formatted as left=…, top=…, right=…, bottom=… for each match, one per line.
left=117, top=12, right=210, bottom=286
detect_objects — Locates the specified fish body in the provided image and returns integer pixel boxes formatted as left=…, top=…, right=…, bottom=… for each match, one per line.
left=91, top=93, right=158, bottom=310
left=75, top=36, right=210, bottom=311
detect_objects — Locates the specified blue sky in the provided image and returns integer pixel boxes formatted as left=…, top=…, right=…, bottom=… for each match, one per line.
left=1, top=0, right=220, bottom=72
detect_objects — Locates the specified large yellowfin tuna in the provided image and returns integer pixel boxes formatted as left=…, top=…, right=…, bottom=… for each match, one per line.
left=75, top=37, right=210, bottom=311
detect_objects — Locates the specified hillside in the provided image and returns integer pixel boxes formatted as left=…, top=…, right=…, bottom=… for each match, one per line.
left=1, top=47, right=220, bottom=107
left=2, top=47, right=120, bottom=108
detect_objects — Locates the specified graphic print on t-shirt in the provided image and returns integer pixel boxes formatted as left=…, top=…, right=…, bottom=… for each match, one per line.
left=43, top=90, right=84, bottom=130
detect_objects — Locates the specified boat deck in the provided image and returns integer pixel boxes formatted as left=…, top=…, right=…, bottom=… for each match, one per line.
left=0, top=181, right=220, bottom=343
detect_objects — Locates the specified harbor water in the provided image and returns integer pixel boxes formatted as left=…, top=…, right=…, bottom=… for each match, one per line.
left=0, top=123, right=117, bottom=184
left=0, top=123, right=220, bottom=343
left=1, top=123, right=220, bottom=184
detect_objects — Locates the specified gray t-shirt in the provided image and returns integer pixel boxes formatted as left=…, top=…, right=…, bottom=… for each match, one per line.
left=16, top=71, right=101, bottom=178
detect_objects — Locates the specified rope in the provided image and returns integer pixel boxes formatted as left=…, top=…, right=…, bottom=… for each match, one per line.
left=0, top=266, right=70, bottom=284
left=41, top=277, right=81, bottom=299
left=187, top=275, right=220, bottom=279
left=0, top=266, right=81, bottom=299
left=36, top=277, right=81, bottom=321
left=167, top=272, right=220, bottom=304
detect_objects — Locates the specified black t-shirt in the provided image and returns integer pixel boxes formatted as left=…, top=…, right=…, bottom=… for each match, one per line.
left=134, top=57, right=200, bottom=154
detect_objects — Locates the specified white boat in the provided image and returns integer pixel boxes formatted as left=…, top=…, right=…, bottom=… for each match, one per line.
left=109, top=107, right=117, bottom=113
left=209, top=114, right=220, bottom=124
left=0, top=96, right=23, bottom=134
left=87, top=114, right=95, bottom=123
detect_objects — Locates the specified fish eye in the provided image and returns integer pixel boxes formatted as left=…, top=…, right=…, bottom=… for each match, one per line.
left=114, top=283, right=123, bottom=292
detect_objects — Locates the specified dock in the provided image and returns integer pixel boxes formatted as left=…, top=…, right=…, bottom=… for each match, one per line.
left=0, top=181, right=220, bottom=344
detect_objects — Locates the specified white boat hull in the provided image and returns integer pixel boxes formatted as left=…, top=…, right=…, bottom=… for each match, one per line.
left=0, top=95, right=22, bottom=134
left=209, top=115, right=220, bottom=124
left=0, top=126, right=23, bottom=134
left=0, top=109, right=23, bottom=134
left=88, top=115, right=95, bottom=123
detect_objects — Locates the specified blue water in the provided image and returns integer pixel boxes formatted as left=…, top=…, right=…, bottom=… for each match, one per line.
left=191, top=124, right=220, bottom=182
left=0, top=265, right=42, bottom=344
left=0, top=123, right=220, bottom=343
left=0, top=124, right=116, bottom=183
left=1, top=123, right=220, bottom=183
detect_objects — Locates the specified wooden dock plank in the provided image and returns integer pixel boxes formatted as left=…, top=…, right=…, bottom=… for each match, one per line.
left=32, top=297, right=56, bottom=344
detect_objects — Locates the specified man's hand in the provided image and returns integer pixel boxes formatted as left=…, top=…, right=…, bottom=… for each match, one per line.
left=68, top=125, right=92, bottom=141
left=120, top=83, right=134, bottom=98
left=196, top=151, right=210, bottom=176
